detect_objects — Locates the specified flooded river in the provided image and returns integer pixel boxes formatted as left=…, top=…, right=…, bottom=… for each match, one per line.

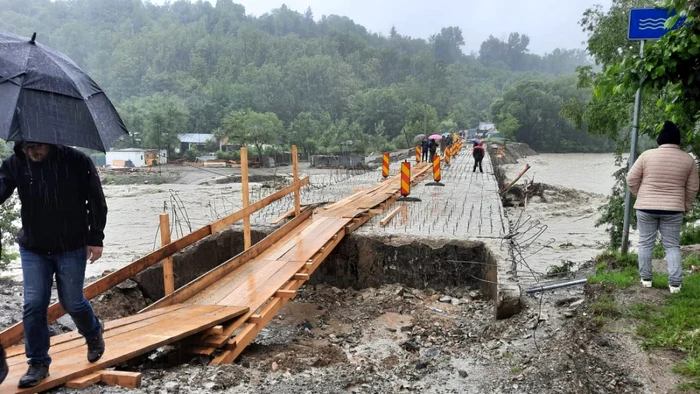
left=502, top=153, right=624, bottom=284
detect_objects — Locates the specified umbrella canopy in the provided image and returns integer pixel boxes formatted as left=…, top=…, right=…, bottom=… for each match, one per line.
left=0, top=32, right=128, bottom=152
left=429, top=134, right=442, bottom=140
left=441, top=132, right=450, bottom=137
left=413, top=133, right=426, bottom=143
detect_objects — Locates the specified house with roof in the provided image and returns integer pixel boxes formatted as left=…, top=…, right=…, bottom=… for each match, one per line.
left=178, top=133, right=239, bottom=153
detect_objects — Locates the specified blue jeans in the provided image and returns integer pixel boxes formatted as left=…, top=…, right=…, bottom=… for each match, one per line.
left=20, top=247, right=101, bottom=366
left=636, top=210, right=684, bottom=286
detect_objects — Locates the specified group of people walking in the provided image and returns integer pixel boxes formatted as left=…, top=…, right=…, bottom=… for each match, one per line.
left=420, top=136, right=485, bottom=173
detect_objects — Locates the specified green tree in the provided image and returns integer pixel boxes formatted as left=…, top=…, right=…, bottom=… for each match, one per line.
left=218, top=109, right=283, bottom=162
left=404, top=104, right=439, bottom=140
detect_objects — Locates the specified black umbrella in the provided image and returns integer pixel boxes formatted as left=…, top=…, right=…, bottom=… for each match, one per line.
left=0, top=32, right=128, bottom=152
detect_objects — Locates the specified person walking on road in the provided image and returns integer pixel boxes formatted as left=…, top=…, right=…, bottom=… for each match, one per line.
left=472, top=141, right=485, bottom=173
left=421, top=138, right=430, bottom=163
left=0, top=142, right=108, bottom=388
left=627, top=121, right=699, bottom=294
left=429, top=139, right=438, bottom=163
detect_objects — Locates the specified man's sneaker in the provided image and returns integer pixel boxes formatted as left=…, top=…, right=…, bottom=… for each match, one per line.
left=0, top=345, right=8, bottom=385
left=86, top=319, right=105, bottom=363
left=18, top=362, right=49, bottom=388
left=669, top=284, right=682, bottom=294
left=641, top=279, right=652, bottom=288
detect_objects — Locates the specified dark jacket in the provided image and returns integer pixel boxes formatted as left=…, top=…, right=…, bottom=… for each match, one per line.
left=0, top=144, right=107, bottom=254
left=473, top=142, right=485, bottom=161
left=429, top=140, right=438, bottom=154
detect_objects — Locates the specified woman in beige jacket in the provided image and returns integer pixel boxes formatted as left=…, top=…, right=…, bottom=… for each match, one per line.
left=627, top=121, right=699, bottom=293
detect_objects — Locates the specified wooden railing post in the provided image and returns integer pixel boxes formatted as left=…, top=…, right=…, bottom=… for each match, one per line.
left=159, top=213, right=174, bottom=295
left=292, top=145, right=301, bottom=217
left=241, top=147, right=251, bottom=249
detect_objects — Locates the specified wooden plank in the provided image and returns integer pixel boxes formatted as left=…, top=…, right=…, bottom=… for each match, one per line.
left=6, top=304, right=197, bottom=368
left=186, top=346, right=216, bottom=356
left=275, top=290, right=296, bottom=299
left=160, top=213, right=174, bottom=296
left=380, top=206, right=402, bottom=226
left=0, top=305, right=248, bottom=394
left=101, top=371, right=142, bottom=389
left=293, top=273, right=310, bottom=280
left=65, top=372, right=102, bottom=389
left=292, top=145, right=301, bottom=217
left=4, top=304, right=191, bottom=362
left=241, top=147, right=251, bottom=250
left=142, top=207, right=313, bottom=312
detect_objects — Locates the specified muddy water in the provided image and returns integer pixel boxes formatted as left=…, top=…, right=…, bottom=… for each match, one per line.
left=6, top=183, right=247, bottom=281
left=502, top=153, right=625, bottom=285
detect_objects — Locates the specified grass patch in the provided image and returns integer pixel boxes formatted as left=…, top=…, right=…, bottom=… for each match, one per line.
left=635, top=274, right=700, bottom=387
left=589, top=295, right=621, bottom=317
left=653, top=243, right=665, bottom=259
left=510, top=366, right=522, bottom=374
left=589, top=265, right=639, bottom=288
left=589, top=250, right=700, bottom=388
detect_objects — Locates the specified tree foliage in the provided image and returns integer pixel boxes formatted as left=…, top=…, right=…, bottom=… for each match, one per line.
left=0, top=0, right=597, bottom=154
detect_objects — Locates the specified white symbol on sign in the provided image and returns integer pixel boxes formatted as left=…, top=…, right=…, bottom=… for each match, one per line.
left=638, top=17, right=667, bottom=30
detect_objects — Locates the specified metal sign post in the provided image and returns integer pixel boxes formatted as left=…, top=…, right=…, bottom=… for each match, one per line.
left=621, top=8, right=684, bottom=253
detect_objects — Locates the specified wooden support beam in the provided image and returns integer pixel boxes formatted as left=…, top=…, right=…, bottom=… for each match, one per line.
left=294, top=273, right=310, bottom=280
left=159, top=213, right=174, bottom=296
left=101, top=371, right=143, bottom=389
left=292, top=145, right=301, bottom=217
left=201, top=325, right=223, bottom=337
left=66, top=372, right=102, bottom=389
left=275, top=290, right=297, bottom=299
left=66, top=370, right=143, bottom=390
left=241, top=147, right=251, bottom=249
left=380, top=206, right=402, bottom=227
left=186, top=346, right=216, bottom=356
left=248, top=315, right=262, bottom=323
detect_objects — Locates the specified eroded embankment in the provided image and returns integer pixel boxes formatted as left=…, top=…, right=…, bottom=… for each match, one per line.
left=132, top=226, right=497, bottom=302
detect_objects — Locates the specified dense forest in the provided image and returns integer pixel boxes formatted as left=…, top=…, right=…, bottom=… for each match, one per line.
left=0, top=0, right=612, bottom=154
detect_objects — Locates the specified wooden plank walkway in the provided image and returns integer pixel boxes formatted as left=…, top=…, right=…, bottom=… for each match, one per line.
left=0, top=160, right=435, bottom=392
left=0, top=305, right=248, bottom=394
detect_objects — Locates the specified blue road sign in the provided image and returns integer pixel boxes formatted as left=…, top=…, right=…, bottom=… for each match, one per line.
left=629, top=8, right=685, bottom=40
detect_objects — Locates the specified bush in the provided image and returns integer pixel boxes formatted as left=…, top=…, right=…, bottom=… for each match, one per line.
left=681, top=225, right=700, bottom=246
left=216, top=150, right=239, bottom=161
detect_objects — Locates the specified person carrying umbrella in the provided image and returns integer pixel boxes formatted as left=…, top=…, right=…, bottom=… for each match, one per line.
left=428, top=136, right=439, bottom=162
left=0, top=32, right=127, bottom=388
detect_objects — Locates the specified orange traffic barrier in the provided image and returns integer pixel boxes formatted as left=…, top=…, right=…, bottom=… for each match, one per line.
left=382, top=152, right=390, bottom=178
left=432, top=154, right=441, bottom=183
left=415, top=146, right=421, bottom=164
left=401, top=161, right=411, bottom=196
left=445, top=145, right=451, bottom=164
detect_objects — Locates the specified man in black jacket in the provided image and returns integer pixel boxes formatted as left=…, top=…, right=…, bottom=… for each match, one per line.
left=0, top=142, right=108, bottom=388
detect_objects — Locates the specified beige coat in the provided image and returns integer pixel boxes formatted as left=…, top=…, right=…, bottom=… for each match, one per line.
left=627, top=144, right=699, bottom=212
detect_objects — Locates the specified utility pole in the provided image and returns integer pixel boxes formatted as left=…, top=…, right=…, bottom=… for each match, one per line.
left=621, top=40, right=644, bottom=254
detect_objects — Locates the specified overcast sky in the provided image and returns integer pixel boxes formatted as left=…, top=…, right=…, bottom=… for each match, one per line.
left=148, top=0, right=613, bottom=54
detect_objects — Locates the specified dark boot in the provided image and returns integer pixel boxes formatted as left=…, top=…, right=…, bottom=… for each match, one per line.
left=0, top=345, right=7, bottom=385
left=18, top=362, right=49, bottom=388
left=86, top=319, right=105, bottom=363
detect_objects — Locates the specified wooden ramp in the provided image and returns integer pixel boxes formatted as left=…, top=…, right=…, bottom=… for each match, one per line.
left=0, top=146, right=444, bottom=392
left=0, top=304, right=248, bottom=394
